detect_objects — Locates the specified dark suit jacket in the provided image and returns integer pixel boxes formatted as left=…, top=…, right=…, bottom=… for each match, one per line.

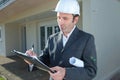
left=39, top=27, right=97, bottom=80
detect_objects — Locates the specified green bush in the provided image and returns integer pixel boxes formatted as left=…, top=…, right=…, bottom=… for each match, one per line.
left=0, top=76, right=6, bottom=80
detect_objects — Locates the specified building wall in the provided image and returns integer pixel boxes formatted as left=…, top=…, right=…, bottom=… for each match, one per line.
left=83, top=0, right=120, bottom=79
left=26, top=22, right=37, bottom=53
left=0, top=0, right=82, bottom=55
left=0, top=24, right=6, bottom=56
left=5, top=23, right=20, bottom=56
left=0, top=1, right=58, bottom=56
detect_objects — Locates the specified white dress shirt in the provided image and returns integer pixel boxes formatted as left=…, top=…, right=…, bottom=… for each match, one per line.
left=62, top=25, right=76, bottom=47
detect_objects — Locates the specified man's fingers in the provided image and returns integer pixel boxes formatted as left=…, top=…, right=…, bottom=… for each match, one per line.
left=24, top=59, right=32, bottom=65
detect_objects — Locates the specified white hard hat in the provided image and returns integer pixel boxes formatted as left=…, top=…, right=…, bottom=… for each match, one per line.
left=54, top=0, right=80, bottom=15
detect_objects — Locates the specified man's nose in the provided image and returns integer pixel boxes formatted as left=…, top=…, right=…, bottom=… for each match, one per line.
left=59, top=18, right=64, bottom=24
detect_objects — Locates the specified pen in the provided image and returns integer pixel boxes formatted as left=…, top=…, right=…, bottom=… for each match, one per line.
left=31, top=44, right=34, bottom=51
left=28, top=44, right=34, bottom=72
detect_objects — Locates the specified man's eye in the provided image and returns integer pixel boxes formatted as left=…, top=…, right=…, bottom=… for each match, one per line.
left=63, top=17, right=68, bottom=20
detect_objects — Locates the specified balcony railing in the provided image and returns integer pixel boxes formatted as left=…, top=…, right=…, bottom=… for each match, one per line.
left=0, top=0, right=16, bottom=10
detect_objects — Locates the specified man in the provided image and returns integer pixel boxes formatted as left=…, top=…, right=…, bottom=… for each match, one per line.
left=26, top=0, right=97, bottom=80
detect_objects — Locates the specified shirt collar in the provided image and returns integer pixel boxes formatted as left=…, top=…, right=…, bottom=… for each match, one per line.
left=62, top=25, right=76, bottom=38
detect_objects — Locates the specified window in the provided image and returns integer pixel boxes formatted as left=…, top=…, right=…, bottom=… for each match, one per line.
left=40, top=26, right=60, bottom=50
left=54, top=26, right=60, bottom=33
left=47, top=27, right=52, bottom=38
left=40, top=26, right=45, bottom=50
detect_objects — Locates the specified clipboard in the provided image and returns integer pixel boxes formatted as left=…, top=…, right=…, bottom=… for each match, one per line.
left=11, top=50, right=55, bottom=73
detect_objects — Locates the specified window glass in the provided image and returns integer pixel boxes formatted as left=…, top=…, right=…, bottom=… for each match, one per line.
left=54, top=26, right=60, bottom=33
left=40, top=26, right=45, bottom=50
left=47, top=27, right=52, bottom=38
left=40, top=26, right=60, bottom=50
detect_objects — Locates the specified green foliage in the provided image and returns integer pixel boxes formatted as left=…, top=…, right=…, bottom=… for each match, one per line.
left=0, top=76, right=6, bottom=80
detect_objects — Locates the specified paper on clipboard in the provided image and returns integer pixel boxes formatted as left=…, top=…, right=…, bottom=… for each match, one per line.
left=11, top=50, right=55, bottom=73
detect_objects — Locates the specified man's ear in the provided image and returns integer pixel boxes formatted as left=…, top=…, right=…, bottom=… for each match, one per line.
left=73, top=16, right=79, bottom=24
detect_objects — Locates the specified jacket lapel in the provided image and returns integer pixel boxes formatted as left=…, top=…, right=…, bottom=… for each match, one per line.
left=56, top=32, right=63, bottom=53
left=62, top=27, right=80, bottom=53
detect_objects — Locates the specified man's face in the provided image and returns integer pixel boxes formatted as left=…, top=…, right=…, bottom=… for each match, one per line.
left=57, top=12, right=78, bottom=35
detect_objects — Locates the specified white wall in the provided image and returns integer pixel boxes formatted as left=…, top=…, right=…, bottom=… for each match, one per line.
left=5, top=23, right=20, bottom=56
left=0, top=24, right=6, bottom=56
left=83, top=0, right=120, bottom=80
left=26, top=22, right=37, bottom=53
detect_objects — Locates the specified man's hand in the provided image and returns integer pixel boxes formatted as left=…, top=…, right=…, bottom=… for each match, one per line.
left=49, top=66, right=66, bottom=80
left=24, top=49, right=37, bottom=65
left=26, top=49, right=37, bottom=56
